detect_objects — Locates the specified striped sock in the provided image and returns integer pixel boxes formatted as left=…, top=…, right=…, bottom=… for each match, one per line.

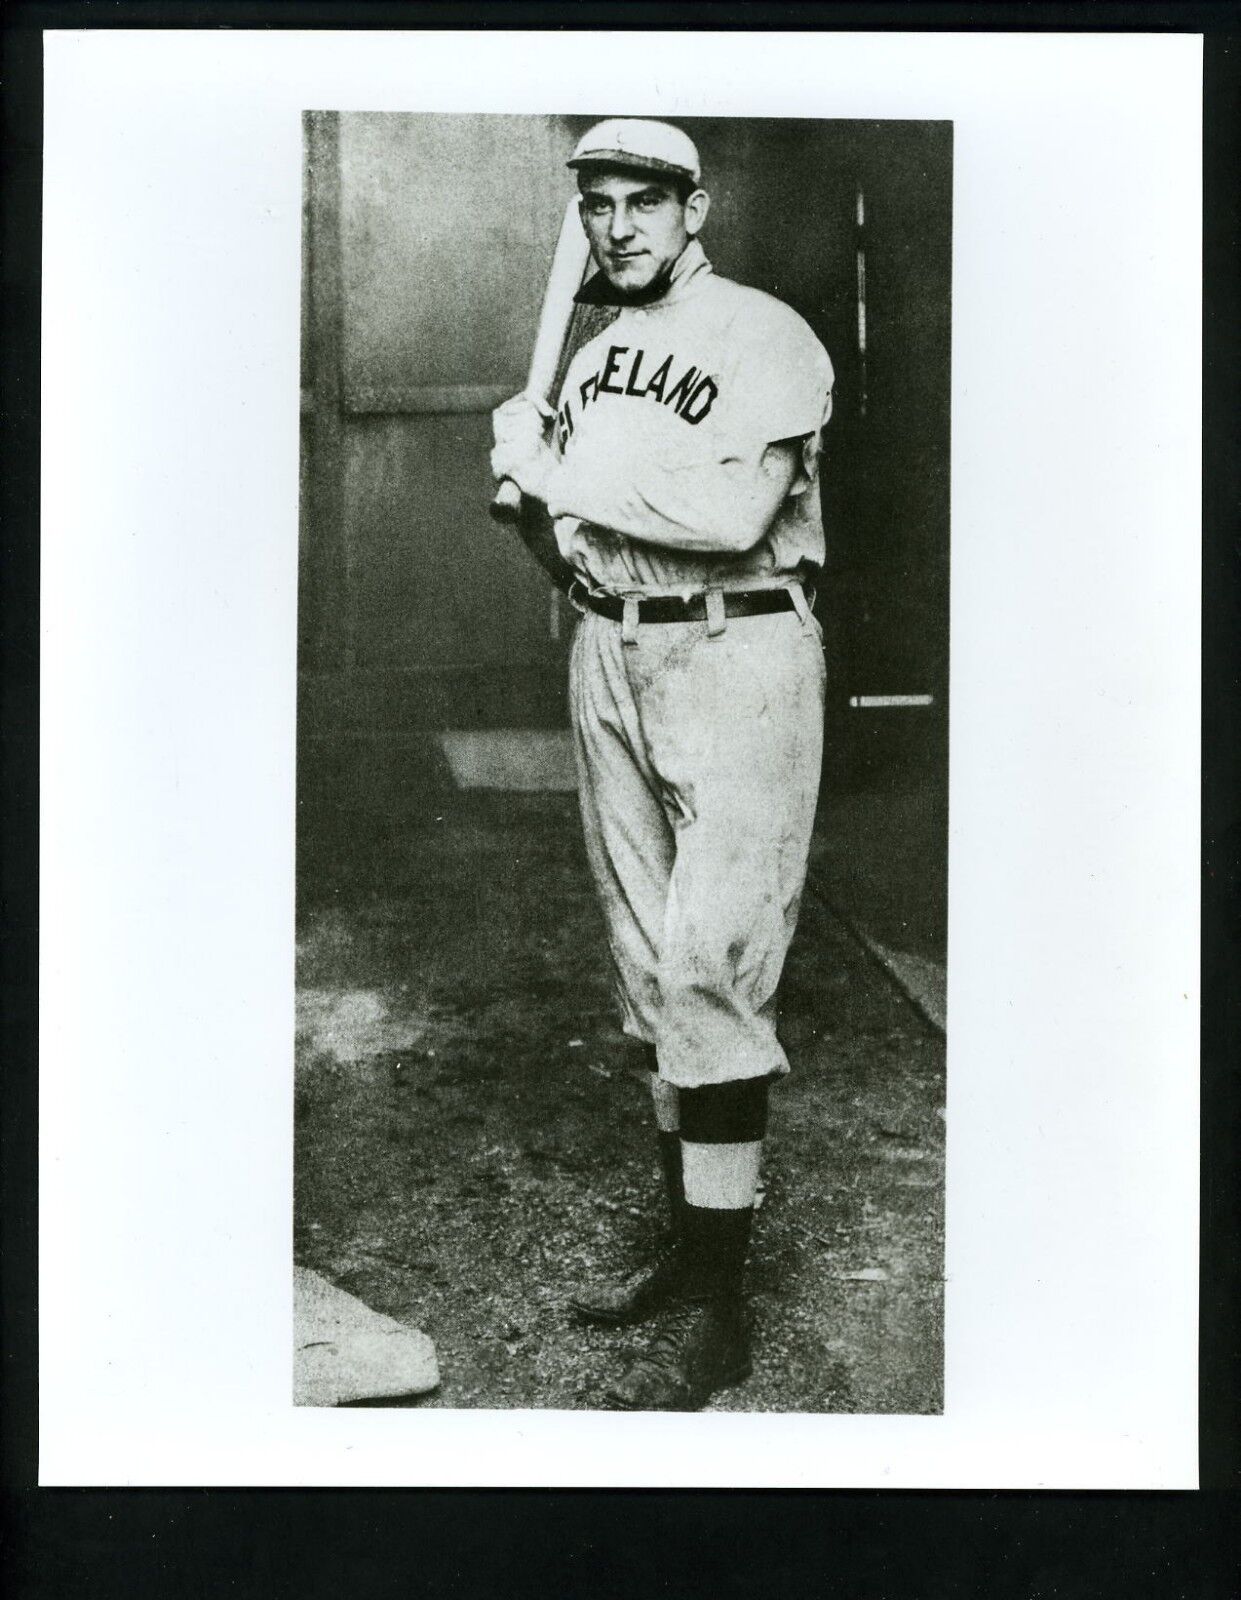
left=678, top=1077, right=769, bottom=1301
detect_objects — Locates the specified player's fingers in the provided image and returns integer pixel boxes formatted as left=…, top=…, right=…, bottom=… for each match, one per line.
left=490, top=441, right=535, bottom=483
left=491, top=395, right=550, bottom=448
left=494, top=391, right=553, bottom=420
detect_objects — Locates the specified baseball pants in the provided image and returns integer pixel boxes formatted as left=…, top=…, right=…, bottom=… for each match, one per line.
left=569, top=595, right=825, bottom=1090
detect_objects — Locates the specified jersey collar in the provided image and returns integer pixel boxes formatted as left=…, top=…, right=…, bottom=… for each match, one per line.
left=574, top=239, right=714, bottom=309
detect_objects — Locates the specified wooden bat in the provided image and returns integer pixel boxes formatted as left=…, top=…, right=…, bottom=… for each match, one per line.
left=490, top=197, right=592, bottom=522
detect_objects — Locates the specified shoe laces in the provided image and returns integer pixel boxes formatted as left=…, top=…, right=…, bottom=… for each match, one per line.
left=641, top=1301, right=706, bottom=1371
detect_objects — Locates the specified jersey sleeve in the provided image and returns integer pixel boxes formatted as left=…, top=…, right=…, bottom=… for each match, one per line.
left=723, top=297, right=834, bottom=450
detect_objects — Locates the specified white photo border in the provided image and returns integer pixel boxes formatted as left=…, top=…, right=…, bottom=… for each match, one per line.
left=39, top=28, right=1201, bottom=1488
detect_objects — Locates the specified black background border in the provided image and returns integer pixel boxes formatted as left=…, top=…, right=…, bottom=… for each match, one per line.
left=3, top=4, right=1237, bottom=1595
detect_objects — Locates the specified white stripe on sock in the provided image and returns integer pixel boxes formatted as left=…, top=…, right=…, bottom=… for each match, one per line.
left=682, top=1141, right=762, bottom=1209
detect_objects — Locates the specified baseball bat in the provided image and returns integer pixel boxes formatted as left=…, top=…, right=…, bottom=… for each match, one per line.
left=490, top=197, right=592, bottom=523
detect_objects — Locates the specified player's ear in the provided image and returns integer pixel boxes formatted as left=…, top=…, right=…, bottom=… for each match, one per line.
left=684, top=188, right=710, bottom=237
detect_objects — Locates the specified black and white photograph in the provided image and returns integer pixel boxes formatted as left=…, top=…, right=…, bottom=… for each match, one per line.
left=292, top=112, right=951, bottom=1412
left=37, top=27, right=1200, bottom=1488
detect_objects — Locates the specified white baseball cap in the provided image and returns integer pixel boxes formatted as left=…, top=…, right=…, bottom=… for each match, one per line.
left=567, top=118, right=701, bottom=185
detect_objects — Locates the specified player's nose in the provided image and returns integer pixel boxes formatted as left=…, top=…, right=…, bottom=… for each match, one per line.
left=608, top=205, right=635, bottom=242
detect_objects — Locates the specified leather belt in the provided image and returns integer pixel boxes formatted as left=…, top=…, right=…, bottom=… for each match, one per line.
left=575, top=585, right=800, bottom=626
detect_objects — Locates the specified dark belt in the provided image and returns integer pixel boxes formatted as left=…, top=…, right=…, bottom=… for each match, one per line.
left=574, top=585, right=802, bottom=625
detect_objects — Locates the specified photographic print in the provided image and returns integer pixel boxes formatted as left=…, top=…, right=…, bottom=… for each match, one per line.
left=38, top=27, right=1199, bottom=1486
left=293, top=111, right=951, bottom=1412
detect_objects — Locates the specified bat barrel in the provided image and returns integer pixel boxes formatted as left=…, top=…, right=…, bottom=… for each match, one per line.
left=489, top=198, right=590, bottom=526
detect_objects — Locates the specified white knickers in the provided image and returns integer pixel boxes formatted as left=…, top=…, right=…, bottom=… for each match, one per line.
left=569, top=603, right=825, bottom=1090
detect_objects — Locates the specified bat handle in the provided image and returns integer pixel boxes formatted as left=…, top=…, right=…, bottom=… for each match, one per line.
left=489, top=477, right=524, bottom=523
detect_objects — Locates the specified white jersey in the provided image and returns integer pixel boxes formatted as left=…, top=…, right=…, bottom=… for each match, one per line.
left=545, top=239, right=834, bottom=597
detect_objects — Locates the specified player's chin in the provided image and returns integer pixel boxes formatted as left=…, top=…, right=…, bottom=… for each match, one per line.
left=604, top=257, right=654, bottom=291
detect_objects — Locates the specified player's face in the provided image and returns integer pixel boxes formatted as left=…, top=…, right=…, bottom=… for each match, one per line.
left=578, top=171, right=705, bottom=295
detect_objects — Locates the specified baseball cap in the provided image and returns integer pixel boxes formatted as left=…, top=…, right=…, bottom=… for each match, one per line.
left=567, top=118, right=701, bottom=186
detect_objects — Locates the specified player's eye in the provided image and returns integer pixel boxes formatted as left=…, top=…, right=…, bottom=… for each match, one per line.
left=583, top=198, right=611, bottom=217
left=635, top=192, right=662, bottom=209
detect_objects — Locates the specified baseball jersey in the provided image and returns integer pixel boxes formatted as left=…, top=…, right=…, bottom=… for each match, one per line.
left=544, top=239, right=834, bottom=596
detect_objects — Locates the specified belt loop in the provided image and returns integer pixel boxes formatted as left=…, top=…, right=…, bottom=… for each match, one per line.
left=789, top=581, right=811, bottom=626
left=622, top=596, right=640, bottom=646
left=705, top=588, right=727, bottom=639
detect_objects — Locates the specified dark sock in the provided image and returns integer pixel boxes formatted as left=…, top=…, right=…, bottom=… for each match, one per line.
left=679, top=1202, right=755, bottom=1302
left=657, top=1131, right=685, bottom=1239
left=679, top=1076, right=769, bottom=1144
left=637, top=1042, right=683, bottom=1236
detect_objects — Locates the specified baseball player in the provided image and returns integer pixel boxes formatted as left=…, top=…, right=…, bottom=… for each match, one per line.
left=490, top=119, right=834, bottom=1410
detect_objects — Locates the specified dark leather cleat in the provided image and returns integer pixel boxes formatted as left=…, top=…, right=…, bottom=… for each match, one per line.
left=567, top=1252, right=685, bottom=1326
left=603, top=1298, right=754, bottom=1411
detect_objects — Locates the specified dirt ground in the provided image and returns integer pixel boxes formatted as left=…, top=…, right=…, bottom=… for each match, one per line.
left=294, top=791, right=944, bottom=1412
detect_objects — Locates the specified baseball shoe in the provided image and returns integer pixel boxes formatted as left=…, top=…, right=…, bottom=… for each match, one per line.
left=567, top=1251, right=684, bottom=1326
left=603, top=1298, right=754, bottom=1411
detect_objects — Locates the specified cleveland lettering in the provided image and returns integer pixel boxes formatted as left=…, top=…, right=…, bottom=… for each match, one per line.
left=557, top=344, right=719, bottom=446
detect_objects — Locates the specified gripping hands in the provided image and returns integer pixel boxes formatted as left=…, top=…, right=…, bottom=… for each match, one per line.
left=490, top=394, right=557, bottom=517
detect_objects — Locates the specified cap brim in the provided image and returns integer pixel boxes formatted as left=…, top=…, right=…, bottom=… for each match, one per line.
left=567, top=149, right=699, bottom=183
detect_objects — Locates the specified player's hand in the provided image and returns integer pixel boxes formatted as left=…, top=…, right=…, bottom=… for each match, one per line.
left=491, top=393, right=551, bottom=453
left=490, top=394, right=556, bottom=500
left=490, top=437, right=556, bottom=500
